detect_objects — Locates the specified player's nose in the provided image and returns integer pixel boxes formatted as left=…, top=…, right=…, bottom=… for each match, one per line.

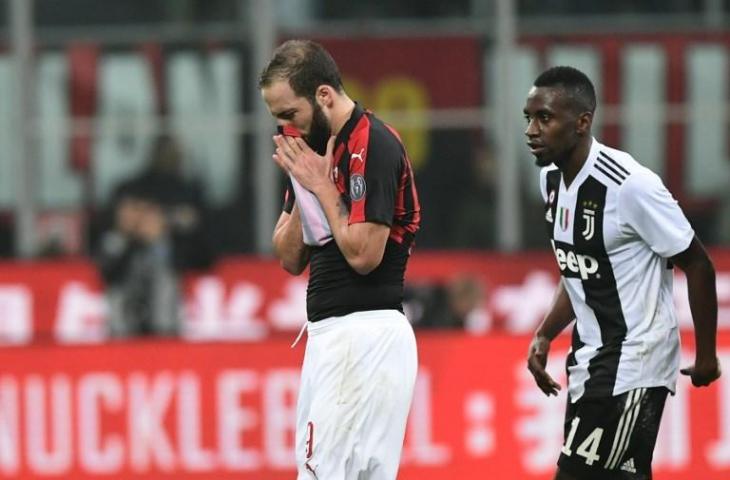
left=525, top=119, right=539, bottom=137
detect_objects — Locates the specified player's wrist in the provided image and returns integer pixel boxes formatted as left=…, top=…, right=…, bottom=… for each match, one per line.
left=534, top=330, right=553, bottom=344
left=694, top=354, right=719, bottom=368
left=311, top=177, right=336, bottom=198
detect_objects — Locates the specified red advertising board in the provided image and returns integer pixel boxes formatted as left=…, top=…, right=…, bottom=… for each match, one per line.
left=1, top=250, right=730, bottom=344
left=0, top=332, right=728, bottom=479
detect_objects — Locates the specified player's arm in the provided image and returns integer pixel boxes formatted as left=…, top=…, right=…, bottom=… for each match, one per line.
left=671, top=237, right=722, bottom=387
left=272, top=204, right=311, bottom=276
left=273, top=134, right=390, bottom=275
left=310, top=184, right=389, bottom=274
left=617, top=171, right=720, bottom=387
left=527, top=278, right=575, bottom=396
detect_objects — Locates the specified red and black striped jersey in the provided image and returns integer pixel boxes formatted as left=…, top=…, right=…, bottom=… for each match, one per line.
left=283, top=103, right=421, bottom=321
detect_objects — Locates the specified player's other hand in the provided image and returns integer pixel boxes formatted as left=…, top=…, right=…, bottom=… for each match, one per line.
left=680, top=356, right=722, bottom=387
left=527, top=335, right=561, bottom=397
left=273, top=135, right=335, bottom=194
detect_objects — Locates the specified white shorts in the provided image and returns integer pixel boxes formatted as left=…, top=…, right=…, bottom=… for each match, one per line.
left=295, top=309, right=418, bottom=480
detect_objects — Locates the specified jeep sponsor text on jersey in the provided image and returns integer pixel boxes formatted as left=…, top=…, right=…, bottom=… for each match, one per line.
left=551, top=240, right=600, bottom=280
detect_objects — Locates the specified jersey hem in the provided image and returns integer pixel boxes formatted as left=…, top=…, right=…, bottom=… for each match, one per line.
left=569, top=379, right=676, bottom=402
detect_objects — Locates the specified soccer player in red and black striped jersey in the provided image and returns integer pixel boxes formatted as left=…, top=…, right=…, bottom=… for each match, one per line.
left=259, top=39, right=421, bottom=480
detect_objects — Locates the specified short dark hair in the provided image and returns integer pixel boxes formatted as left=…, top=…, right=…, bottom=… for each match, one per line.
left=534, top=66, right=596, bottom=114
left=258, top=39, right=344, bottom=101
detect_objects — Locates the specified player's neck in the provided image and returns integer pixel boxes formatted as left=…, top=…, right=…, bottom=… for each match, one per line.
left=329, top=96, right=356, bottom=137
left=559, top=138, right=592, bottom=188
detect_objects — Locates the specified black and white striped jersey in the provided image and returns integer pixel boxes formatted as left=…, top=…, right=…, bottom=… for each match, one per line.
left=539, top=139, right=694, bottom=402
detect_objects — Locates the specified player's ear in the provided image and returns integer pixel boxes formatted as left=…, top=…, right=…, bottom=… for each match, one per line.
left=315, top=85, right=335, bottom=109
left=576, top=111, right=593, bottom=136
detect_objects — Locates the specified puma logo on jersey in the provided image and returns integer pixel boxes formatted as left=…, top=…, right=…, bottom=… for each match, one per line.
left=351, top=147, right=365, bottom=162
left=552, top=242, right=600, bottom=280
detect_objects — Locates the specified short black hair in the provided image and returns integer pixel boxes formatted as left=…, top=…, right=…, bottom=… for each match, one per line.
left=534, top=66, right=596, bottom=114
left=258, top=39, right=344, bottom=101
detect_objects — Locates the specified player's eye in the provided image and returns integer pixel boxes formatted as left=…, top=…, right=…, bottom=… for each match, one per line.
left=540, top=113, right=551, bottom=122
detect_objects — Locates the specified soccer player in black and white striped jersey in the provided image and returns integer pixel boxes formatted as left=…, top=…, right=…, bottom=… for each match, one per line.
left=523, top=66, right=721, bottom=479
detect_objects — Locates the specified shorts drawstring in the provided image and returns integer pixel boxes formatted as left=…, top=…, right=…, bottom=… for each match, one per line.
left=291, top=321, right=308, bottom=348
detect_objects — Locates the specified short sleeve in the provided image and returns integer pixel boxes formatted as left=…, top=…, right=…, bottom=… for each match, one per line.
left=282, top=178, right=295, bottom=214
left=618, top=170, right=694, bottom=257
left=348, top=126, right=400, bottom=226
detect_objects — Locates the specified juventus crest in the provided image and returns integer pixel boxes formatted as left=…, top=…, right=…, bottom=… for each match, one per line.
left=581, top=200, right=599, bottom=240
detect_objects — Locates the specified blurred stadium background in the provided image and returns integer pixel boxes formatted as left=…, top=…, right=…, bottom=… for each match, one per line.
left=0, top=0, right=729, bottom=478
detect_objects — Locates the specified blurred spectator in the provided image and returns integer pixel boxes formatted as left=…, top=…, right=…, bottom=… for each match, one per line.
left=94, top=135, right=214, bottom=337
left=403, top=282, right=449, bottom=328
left=405, top=274, right=491, bottom=332
left=34, top=212, right=87, bottom=258
left=445, top=274, right=491, bottom=333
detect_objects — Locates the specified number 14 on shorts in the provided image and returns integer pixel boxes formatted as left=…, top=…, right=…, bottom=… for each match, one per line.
left=561, top=417, right=604, bottom=466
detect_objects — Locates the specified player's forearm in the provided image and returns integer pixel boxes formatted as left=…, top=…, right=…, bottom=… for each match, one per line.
left=536, top=279, right=575, bottom=341
left=313, top=182, right=383, bottom=274
left=272, top=207, right=310, bottom=275
left=684, top=256, right=718, bottom=363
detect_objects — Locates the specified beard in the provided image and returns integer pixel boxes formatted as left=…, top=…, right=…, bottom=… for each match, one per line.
left=533, top=144, right=573, bottom=168
left=534, top=154, right=553, bottom=168
left=305, top=102, right=332, bottom=155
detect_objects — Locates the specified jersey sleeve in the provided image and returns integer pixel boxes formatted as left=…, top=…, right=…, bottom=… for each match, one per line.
left=617, top=169, right=694, bottom=258
left=282, top=178, right=295, bottom=214
left=347, top=126, right=400, bottom=226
